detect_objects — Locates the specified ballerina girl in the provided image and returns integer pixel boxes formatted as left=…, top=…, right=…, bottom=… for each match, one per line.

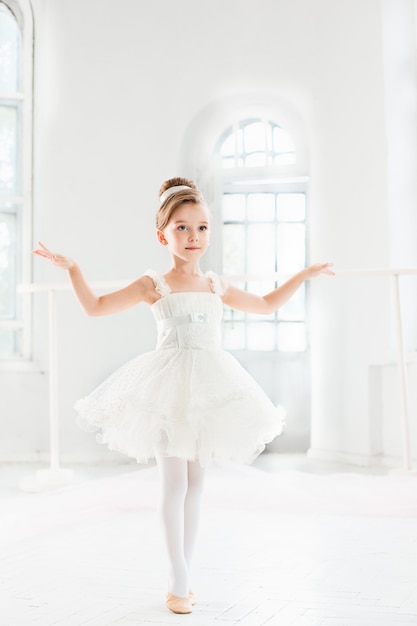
left=33, top=176, right=333, bottom=614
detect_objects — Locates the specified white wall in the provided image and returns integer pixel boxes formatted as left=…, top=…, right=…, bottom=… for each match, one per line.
left=309, top=0, right=390, bottom=463
left=382, top=0, right=417, bottom=350
left=309, top=0, right=417, bottom=466
left=1, top=0, right=415, bottom=467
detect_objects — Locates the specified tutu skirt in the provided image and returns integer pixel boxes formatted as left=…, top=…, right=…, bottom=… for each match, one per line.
left=75, top=281, right=285, bottom=466
left=75, top=347, right=285, bottom=466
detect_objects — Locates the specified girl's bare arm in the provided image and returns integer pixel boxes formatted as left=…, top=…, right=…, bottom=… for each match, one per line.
left=222, top=263, right=334, bottom=314
left=32, top=241, right=152, bottom=316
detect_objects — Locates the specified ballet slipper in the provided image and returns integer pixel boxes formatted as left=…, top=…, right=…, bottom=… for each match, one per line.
left=166, top=592, right=193, bottom=614
left=165, top=589, right=195, bottom=606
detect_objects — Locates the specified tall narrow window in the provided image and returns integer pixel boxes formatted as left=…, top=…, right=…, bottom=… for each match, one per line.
left=215, top=119, right=308, bottom=352
left=0, top=1, right=32, bottom=360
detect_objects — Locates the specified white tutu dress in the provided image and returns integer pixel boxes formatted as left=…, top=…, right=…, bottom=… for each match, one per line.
left=75, top=270, right=285, bottom=466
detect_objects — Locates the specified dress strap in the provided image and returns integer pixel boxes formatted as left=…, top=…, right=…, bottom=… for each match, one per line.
left=206, top=271, right=225, bottom=297
left=144, top=269, right=171, bottom=297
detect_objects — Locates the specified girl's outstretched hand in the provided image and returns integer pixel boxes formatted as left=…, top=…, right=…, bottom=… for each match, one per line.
left=305, top=262, right=335, bottom=278
left=32, top=241, right=74, bottom=270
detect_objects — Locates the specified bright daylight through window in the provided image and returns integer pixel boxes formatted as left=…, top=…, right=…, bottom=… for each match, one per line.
left=0, top=1, right=30, bottom=360
left=216, top=119, right=307, bottom=352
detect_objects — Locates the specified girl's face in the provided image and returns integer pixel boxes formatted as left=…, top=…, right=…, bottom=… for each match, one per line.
left=157, top=202, right=210, bottom=261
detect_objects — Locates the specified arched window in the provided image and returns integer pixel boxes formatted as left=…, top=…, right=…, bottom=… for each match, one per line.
left=0, top=0, right=33, bottom=361
left=215, top=118, right=308, bottom=352
left=217, top=118, right=296, bottom=168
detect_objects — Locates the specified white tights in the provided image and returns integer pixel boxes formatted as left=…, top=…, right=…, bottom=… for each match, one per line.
left=156, top=456, right=206, bottom=598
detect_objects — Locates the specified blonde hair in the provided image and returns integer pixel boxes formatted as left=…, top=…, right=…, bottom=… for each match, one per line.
left=156, top=177, right=205, bottom=230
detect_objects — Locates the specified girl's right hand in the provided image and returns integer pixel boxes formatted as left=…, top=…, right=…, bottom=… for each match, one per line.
left=32, top=241, right=74, bottom=270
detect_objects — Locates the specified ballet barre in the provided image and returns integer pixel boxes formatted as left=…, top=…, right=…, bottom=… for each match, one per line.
left=16, top=267, right=417, bottom=489
left=233, top=268, right=416, bottom=473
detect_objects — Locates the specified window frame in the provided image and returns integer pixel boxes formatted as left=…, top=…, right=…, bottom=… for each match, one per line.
left=215, top=118, right=297, bottom=170
left=0, top=0, right=33, bottom=364
left=221, top=176, right=309, bottom=353
left=214, top=118, right=309, bottom=354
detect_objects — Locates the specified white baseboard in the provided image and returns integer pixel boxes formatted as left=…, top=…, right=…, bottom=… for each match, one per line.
left=307, top=447, right=413, bottom=470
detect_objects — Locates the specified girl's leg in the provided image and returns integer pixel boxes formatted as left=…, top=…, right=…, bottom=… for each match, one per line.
left=156, top=456, right=189, bottom=597
left=156, top=455, right=206, bottom=598
left=184, top=460, right=206, bottom=573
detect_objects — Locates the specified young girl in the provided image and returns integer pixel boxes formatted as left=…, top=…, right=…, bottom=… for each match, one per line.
left=33, top=177, right=333, bottom=615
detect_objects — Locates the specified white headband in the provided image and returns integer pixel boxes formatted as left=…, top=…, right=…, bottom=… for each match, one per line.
left=160, top=185, right=191, bottom=204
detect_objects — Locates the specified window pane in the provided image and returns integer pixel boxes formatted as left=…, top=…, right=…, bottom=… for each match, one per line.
left=0, top=105, right=19, bottom=193
left=219, top=130, right=234, bottom=157
left=243, top=122, right=265, bottom=153
left=0, top=211, right=16, bottom=318
left=273, top=126, right=295, bottom=154
left=244, top=152, right=266, bottom=167
left=236, top=128, right=244, bottom=154
left=223, top=194, right=245, bottom=221
left=277, top=193, right=306, bottom=221
left=247, top=224, right=275, bottom=274
left=247, top=279, right=275, bottom=298
left=223, top=224, right=245, bottom=275
left=278, top=322, right=306, bottom=352
left=0, top=328, right=18, bottom=357
left=277, top=223, right=305, bottom=273
left=221, top=157, right=236, bottom=169
left=274, top=153, right=296, bottom=165
left=247, top=321, right=275, bottom=351
left=279, top=283, right=305, bottom=320
left=223, top=306, right=245, bottom=321
left=223, top=321, right=246, bottom=350
left=0, top=5, right=21, bottom=92
left=247, top=193, right=275, bottom=222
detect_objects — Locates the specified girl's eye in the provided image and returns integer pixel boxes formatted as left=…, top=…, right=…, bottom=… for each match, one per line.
left=178, top=225, right=187, bottom=231
left=199, top=225, right=208, bottom=231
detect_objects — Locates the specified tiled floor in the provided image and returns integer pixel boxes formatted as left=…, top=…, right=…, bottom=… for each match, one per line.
left=1, top=455, right=417, bottom=626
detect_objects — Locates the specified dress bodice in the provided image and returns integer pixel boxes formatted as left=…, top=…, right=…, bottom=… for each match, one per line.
left=146, top=270, right=224, bottom=350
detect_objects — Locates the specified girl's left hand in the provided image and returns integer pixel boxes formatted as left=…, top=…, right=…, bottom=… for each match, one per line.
left=305, top=262, right=335, bottom=278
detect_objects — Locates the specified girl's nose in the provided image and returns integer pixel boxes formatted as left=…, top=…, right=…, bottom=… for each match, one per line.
left=189, top=230, right=199, bottom=240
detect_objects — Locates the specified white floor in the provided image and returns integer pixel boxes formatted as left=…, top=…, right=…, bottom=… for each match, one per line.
left=1, top=455, right=417, bottom=626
